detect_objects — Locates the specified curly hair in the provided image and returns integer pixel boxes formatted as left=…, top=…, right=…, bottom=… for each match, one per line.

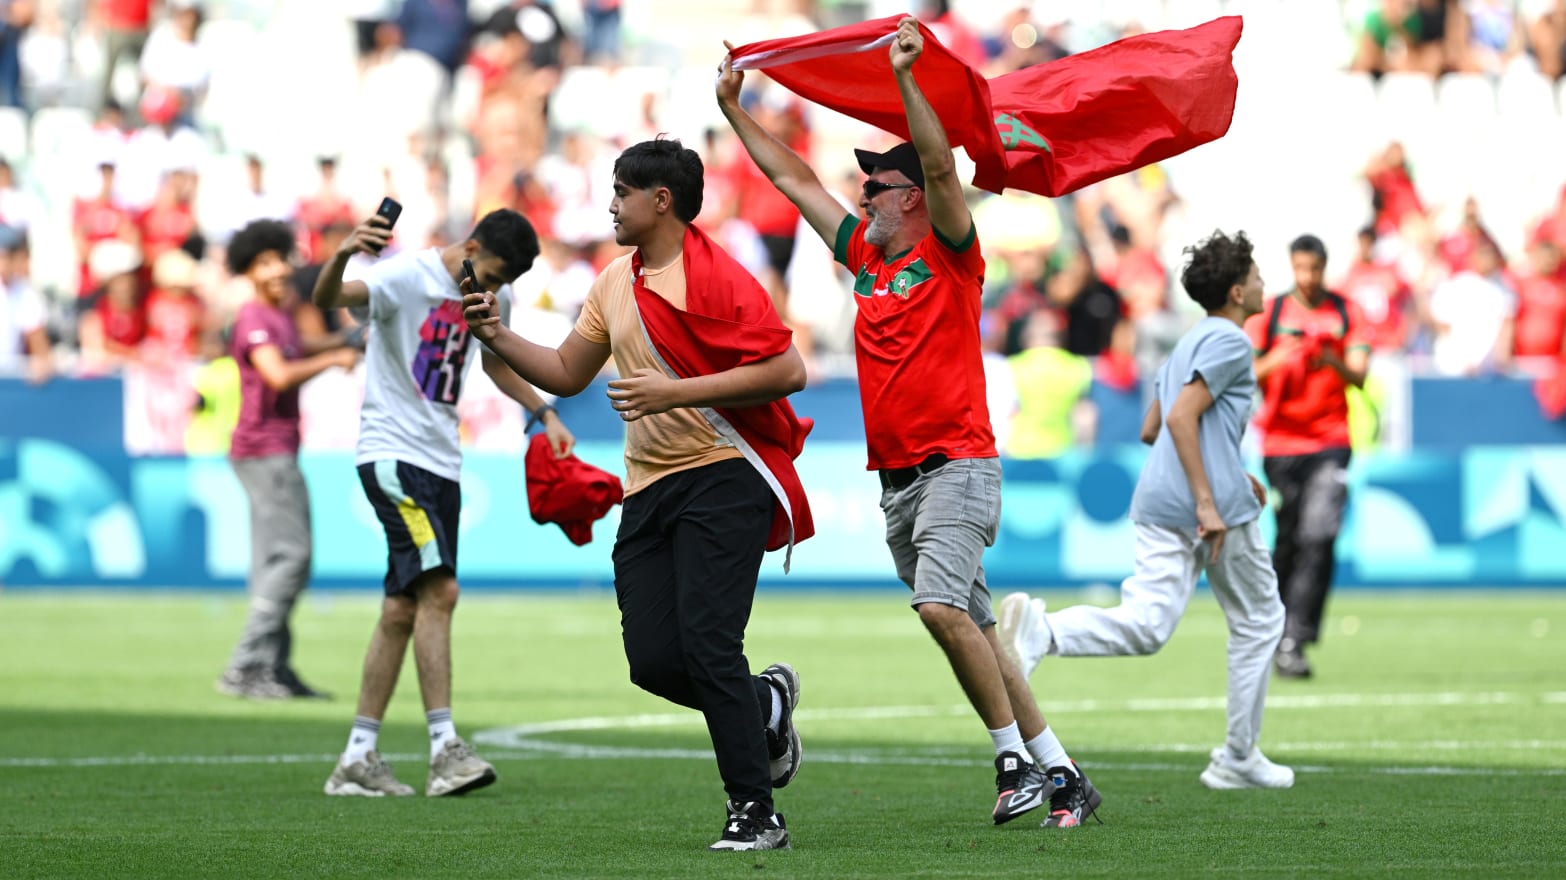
left=1179, top=229, right=1254, bottom=312
left=226, top=219, right=296, bottom=275
left=613, top=137, right=704, bottom=223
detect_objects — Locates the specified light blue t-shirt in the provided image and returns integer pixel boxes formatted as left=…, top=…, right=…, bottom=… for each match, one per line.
left=1129, top=317, right=1262, bottom=529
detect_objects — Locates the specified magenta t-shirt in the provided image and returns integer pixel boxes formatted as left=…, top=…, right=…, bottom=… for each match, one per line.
left=230, top=300, right=302, bottom=459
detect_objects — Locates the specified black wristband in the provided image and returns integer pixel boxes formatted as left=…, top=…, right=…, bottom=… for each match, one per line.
left=526, top=404, right=557, bottom=431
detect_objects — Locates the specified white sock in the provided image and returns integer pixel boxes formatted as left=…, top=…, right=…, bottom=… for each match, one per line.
left=987, top=722, right=1027, bottom=758
left=427, top=708, right=457, bottom=757
left=1024, top=727, right=1074, bottom=775
left=766, top=681, right=783, bottom=732
left=343, top=716, right=379, bottom=765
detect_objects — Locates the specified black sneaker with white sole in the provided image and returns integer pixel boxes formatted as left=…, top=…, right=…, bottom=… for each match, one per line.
left=992, top=751, right=1055, bottom=824
left=708, top=800, right=790, bottom=851
left=1040, top=762, right=1103, bottom=828
left=760, top=663, right=801, bottom=788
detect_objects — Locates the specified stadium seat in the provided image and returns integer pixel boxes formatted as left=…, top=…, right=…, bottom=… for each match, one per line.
left=1496, top=68, right=1557, bottom=121
left=0, top=106, right=27, bottom=161
left=549, top=66, right=612, bottom=136
left=1377, top=71, right=1437, bottom=141
left=1436, top=73, right=1497, bottom=122
left=27, top=106, right=93, bottom=164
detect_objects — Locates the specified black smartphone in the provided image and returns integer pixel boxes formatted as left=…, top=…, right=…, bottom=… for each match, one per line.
left=461, top=258, right=480, bottom=292
left=370, top=197, right=401, bottom=254
left=375, top=197, right=402, bottom=229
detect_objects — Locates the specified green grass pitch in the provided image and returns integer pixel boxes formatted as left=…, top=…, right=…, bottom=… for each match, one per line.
left=1, top=589, right=1562, bottom=879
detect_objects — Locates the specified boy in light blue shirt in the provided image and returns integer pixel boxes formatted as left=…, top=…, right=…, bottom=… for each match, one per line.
left=999, top=230, right=1294, bottom=789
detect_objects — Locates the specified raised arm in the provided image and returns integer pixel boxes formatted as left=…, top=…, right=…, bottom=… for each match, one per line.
left=717, top=44, right=849, bottom=247
left=312, top=215, right=392, bottom=310
left=889, top=17, right=972, bottom=246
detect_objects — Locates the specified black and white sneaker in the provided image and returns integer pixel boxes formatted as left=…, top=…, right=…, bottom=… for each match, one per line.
left=708, top=800, right=790, bottom=851
left=760, top=663, right=801, bottom=788
left=1040, top=762, right=1103, bottom=828
left=992, top=751, right=1055, bottom=824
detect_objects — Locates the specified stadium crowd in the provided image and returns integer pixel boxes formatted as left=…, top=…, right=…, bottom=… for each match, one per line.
left=1, top=0, right=1564, bottom=457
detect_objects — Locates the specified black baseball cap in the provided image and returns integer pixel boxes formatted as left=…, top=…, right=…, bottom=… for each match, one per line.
left=854, top=141, right=924, bottom=188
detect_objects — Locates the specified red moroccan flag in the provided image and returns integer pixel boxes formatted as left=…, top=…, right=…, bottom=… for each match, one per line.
left=729, top=15, right=1242, bottom=198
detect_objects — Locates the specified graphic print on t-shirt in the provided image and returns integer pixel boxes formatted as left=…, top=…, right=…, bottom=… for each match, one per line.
left=853, top=258, right=933, bottom=299
left=412, top=300, right=471, bottom=405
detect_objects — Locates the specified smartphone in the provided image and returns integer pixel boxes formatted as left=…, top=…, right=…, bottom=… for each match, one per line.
left=461, top=258, right=480, bottom=293
left=370, top=197, right=401, bottom=254
left=375, top=197, right=402, bottom=229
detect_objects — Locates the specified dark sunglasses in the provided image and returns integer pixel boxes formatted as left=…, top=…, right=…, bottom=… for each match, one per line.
left=862, top=180, right=918, bottom=199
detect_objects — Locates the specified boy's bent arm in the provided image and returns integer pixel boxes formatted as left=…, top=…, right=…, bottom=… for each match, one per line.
left=1165, top=376, right=1227, bottom=561
left=1139, top=400, right=1162, bottom=445
left=607, top=347, right=807, bottom=421
left=482, top=326, right=611, bottom=398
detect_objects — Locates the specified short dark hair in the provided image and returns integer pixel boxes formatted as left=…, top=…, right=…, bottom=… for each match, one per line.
left=1289, top=233, right=1327, bottom=262
left=469, top=208, right=540, bottom=281
left=613, top=137, right=704, bottom=224
left=1180, top=229, right=1254, bottom=312
left=226, top=219, right=295, bottom=275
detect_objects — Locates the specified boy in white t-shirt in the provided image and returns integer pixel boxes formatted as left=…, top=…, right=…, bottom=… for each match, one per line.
left=312, top=207, right=576, bottom=797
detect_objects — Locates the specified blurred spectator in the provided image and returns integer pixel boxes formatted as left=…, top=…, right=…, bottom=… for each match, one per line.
left=143, top=247, right=205, bottom=361
left=1438, top=195, right=1499, bottom=274
left=72, top=161, right=139, bottom=298
left=0, top=157, right=41, bottom=233
left=78, top=238, right=147, bottom=373
left=0, top=226, right=49, bottom=382
left=1453, top=0, right=1525, bottom=74
left=346, top=0, right=398, bottom=71
left=95, top=0, right=153, bottom=111
left=0, top=0, right=31, bottom=108
left=488, top=0, right=572, bottom=73
left=1512, top=236, right=1566, bottom=358
left=1428, top=236, right=1516, bottom=374
left=1351, top=0, right=1455, bottom=76
left=1006, top=308, right=1094, bottom=459
left=915, top=0, right=985, bottom=68
left=136, top=166, right=198, bottom=273
left=728, top=91, right=811, bottom=357
left=138, top=0, right=208, bottom=123
left=220, top=155, right=294, bottom=242
left=1091, top=222, right=1168, bottom=323
left=1338, top=225, right=1415, bottom=351
left=294, top=156, right=358, bottom=263
left=117, top=85, right=206, bottom=209
left=397, top=0, right=471, bottom=78
left=291, top=219, right=354, bottom=333
left=581, top=0, right=622, bottom=65
left=1366, top=141, right=1428, bottom=238
left=1524, top=0, right=1566, bottom=78
left=358, top=21, right=447, bottom=163
left=984, top=6, right=1070, bottom=75
left=1046, top=244, right=1124, bottom=358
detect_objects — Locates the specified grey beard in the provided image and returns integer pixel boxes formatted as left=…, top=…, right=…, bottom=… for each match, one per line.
left=865, top=211, right=898, bottom=248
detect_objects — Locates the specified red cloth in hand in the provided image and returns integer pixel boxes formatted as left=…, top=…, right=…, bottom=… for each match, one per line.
left=525, top=433, right=623, bottom=546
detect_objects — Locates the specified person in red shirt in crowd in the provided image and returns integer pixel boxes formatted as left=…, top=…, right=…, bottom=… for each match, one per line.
left=294, top=157, right=357, bottom=264
left=136, top=166, right=198, bottom=272
left=1246, top=234, right=1371, bottom=680
left=72, top=160, right=138, bottom=297
left=1097, top=223, right=1169, bottom=322
left=1337, top=225, right=1414, bottom=351
left=78, top=239, right=147, bottom=373
left=1512, top=236, right=1566, bottom=359
left=142, top=247, right=206, bottom=361
left=1437, top=195, right=1500, bottom=275
left=94, top=0, right=152, bottom=112
left=719, top=18, right=1098, bottom=829
left=1365, top=141, right=1426, bottom=238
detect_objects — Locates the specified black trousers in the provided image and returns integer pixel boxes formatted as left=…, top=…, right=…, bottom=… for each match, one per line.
left=613, top=458, right=777, bottom=808
left=1263, top=447, right=1352, bottom=646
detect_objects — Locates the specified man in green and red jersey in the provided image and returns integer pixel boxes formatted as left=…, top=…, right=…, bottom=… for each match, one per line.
left=717, top=17, right=1098, bottom=829
left=1244, top=234, right=1370, bottom=680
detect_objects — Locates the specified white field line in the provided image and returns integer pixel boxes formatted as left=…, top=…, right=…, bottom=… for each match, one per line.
left=4, top=690, right=1563, bottom=775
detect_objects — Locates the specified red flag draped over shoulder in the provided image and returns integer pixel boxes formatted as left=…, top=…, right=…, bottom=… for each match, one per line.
left=729, top=15, right=1242, bottom=198
left=632, top=225, right=815, bottom=565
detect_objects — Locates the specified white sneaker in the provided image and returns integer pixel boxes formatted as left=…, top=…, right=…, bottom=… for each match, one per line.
left=426, top=737, right=498, bottom=796
left=324, top=751, right=416, bottom=797
left=996, top=593, right=1048, bottom=678
left=1199, top=747, right=1295, bottom=790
